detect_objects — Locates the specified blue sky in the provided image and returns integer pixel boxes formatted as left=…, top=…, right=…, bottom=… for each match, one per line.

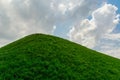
left=108, top=0, right=120, bottom=33
left=0, top=0, right=120, bottom=58
left=108, top=0, right=120, bottom=13
left=54, top=0, right=120, bottom=38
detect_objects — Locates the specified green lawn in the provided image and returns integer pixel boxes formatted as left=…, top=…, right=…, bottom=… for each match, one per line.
left=0, top=33, right=120, bottom=80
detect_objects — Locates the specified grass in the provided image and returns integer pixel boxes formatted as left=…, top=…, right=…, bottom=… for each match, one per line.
left=0, top=33, right=120, bottom=80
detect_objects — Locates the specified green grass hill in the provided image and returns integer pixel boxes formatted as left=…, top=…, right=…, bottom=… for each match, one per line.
left=0, top=34, right=120, bottom=80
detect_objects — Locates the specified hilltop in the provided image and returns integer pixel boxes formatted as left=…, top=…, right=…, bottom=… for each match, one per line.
left=0, top=34, right=120, bottom=80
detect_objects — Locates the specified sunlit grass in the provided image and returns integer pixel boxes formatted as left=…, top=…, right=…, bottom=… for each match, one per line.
left=0, top=33, right=120, bottom=80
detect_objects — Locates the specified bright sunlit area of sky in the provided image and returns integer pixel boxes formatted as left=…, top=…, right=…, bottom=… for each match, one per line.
left=0, top=0, right=120, bottom=58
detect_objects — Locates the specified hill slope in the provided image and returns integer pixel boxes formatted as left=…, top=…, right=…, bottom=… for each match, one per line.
left=0, top=34, right=120, bottom=80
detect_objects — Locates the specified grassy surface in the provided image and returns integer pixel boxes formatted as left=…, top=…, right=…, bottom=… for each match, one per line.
left=0, top=33, right=120, bottom=80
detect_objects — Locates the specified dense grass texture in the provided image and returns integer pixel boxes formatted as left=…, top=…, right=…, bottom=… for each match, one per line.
left=0, top=34, right=120, bottom=80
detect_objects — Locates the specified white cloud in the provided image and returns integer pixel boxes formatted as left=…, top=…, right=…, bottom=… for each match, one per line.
left=95, top=38, right=120, bottom=58
left=0, top=0, right=99, bottom=47
left=69, top=3, right=120, bottom=58
left=69, top=3, right=120, bottom=48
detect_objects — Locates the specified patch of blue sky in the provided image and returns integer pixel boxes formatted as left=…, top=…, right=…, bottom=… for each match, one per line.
left=107, top=0, right=120, bottom=33
left=113, top=23, right=120, bottom=33
left=107, top=0, right=120, bottom=13
left=54, top=19, right=74, bottom=39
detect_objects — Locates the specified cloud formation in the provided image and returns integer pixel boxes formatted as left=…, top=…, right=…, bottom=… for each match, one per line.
left=95, top=33, right=120, bottom=58
left=69, top=3, right=120, bottom=58
left=0, top=0, right=99, bottom=46
left=69, top=3, right=120, bottom=48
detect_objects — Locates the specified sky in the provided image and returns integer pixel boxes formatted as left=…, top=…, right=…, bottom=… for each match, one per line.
left=0, top=0, right=120, bottom=58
